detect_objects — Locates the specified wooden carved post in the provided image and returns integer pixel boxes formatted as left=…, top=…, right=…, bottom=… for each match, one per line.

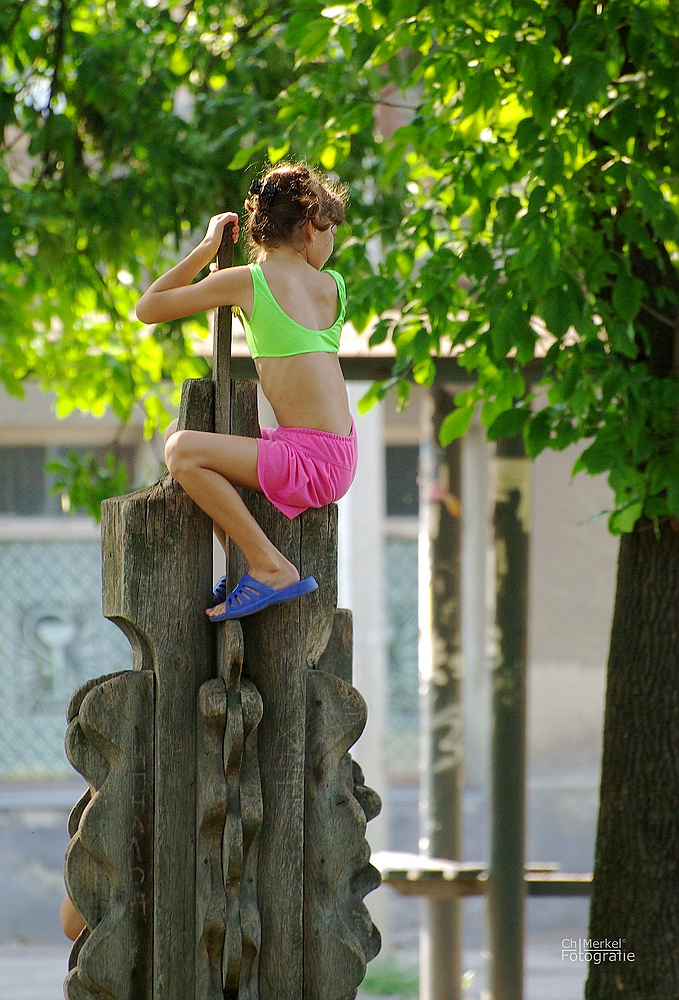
left=63, top=229, right=381, bottom=1000
left=64, top=374, right=217, bottom=1000
left=227, top=382, right=382, bottom=1000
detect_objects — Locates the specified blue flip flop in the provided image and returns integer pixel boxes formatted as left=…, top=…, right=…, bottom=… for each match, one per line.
left=210, top=573, right=318, bottom=621
left=212, top=575, right=227, bottom=606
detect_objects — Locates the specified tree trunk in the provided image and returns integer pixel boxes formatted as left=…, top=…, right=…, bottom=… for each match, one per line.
left=586, top=520, right=679, bottom=998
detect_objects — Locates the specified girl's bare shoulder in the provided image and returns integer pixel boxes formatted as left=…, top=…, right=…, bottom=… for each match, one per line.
left=205, top=263, right=254, bottom=307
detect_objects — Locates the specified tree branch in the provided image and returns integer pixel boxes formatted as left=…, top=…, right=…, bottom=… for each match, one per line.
left=353, top=94, right=421, bottom=113
left=640, top=301, right=678, bottom=330
left=45, top=0, right=69, bottom=119
left=38, top=0, right=70, bottom=180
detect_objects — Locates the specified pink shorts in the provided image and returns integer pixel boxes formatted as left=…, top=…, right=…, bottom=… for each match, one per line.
left=256, top=422, right=358, bottom=519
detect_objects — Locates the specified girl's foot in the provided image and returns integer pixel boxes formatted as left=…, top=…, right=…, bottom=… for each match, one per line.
left=206, top=560, right=300, bottom=618
left=207, top=572, right=318, bottom=621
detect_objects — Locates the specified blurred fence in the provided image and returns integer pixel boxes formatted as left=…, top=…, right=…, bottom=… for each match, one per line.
left=0, top=540, right=131, bottom=779
left=385, top=536, right=419, bottom=780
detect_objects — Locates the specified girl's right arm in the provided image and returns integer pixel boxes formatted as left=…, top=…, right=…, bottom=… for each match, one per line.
left=136, top=213, right=252, bottom=324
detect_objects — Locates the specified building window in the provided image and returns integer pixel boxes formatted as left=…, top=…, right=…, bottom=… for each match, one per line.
left=0, top=448, right=50, bottom=516
left=0, top=445, right=135, bottom=517
left=385, top=444, right=420, bottom=517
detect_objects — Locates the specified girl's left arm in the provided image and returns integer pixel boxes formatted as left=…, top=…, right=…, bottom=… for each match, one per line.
left=136, top=213, right=249, bottom=324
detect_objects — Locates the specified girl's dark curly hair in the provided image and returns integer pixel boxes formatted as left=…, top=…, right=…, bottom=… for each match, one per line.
left=244, top=162, right=348, bottom=260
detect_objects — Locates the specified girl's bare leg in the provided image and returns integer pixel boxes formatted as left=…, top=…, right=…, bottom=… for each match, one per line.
left=165, top=421, right=229, bottom=557
left=60, top=895, right=86, bottom=941
left=164, top=428, right=300, bottom=615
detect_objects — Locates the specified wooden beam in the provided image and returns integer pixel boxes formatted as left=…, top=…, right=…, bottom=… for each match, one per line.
left=373, top=854, right=592, bottom=899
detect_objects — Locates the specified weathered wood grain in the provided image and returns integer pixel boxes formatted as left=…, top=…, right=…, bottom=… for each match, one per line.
left=195, top=624, right=246, bottom=1000
left=233, top=539, right=308, bottom=998
left=225, top=380, right=339, bottom=1000
left=63, top=670, right=154, bottom=1000
left=196, top=677, right=229, bottom=1000
left=351, top=758, right=382, bottom=827
left=214, top=223, right=234, bottom=436
left=196, top=620, right=263, bottom=1000
left=101, top=377, right=216, bottom=1000
left=315, top=609, right=354, bottom=685
left=63, top=670, right=131, bottom=980
left=64, top=354, right=381, bottom=1000
left=222, top=680, right=263, bottom=999
left=304, top=670, right=382, bottom=999
left=235, top=679, right=263, bottom=1000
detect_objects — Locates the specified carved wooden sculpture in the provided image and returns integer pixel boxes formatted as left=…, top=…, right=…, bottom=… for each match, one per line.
left=196, top=622, right=262, bottom=1000
left=63, top=230, right=380, bottom=1000
left=228, top=380, right=382, bottom=1000
left=64, top=669, right=153, bottom=1000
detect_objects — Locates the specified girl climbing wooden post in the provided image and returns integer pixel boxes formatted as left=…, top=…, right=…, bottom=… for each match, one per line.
left=62, top=161, right=382, bottom=1000
left=136, top=163, right=357, bottom=621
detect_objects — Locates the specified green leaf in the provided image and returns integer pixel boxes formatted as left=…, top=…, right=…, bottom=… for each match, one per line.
left=47, top=451, right=129, bottom=523
left=486, top=406, right=530, bottom=441
left=356, top=3, right=373, bottom=33
left=358, top=381, right=388, bottom=414
left=608, top=321, right=638, bottom=359
left=612, top=272, right=644, bottom=322
left=268, top=139, right=291, bottom=164
left=573, top=435, right=619, bottom=477
left=413, top=357, right=436, bottom=386
left=569, top=57, right=610, bottom=108
left=541, top=284, right=582, bottom=340
left=440, top=405, right=475, bottom=446
left=524, top=409, right=552, bottom=458
left=396, top=379, right=411, bottom=412
left=515, top=117, right=542, bottom=151
left=541, top=145, right=564, bottom=189
left=286, top=14, right=333, bottom=60
left=229, top=145, right=260, bottom=170
left=463, top=71, right=500, bottom=117
left=170, top=49, right=191, bottom=76
left=609, top=501, right=643, bottom=535
left=368, top=318, right=391, bottom=347
left=463, top=242, right=494, bottom=280
left=490, top=301, right=530, bottom=363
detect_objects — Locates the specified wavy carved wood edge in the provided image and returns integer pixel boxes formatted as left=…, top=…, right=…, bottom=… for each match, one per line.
left=63, top=376, right=216, bottom=1000
left=64, top=669, right=154, bottom=1000
left=305, top=609, right=382, bottom=1000
left=304, top=667, right=382, bottom=1000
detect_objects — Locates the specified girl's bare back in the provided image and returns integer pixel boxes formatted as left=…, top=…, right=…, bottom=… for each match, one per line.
left=246, top=255, right=352, bottom=436
left=257, top=352, right=351, bottom=436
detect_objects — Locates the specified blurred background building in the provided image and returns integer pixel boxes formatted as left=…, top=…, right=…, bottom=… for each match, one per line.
left=0, top=372, right=617, bottom=999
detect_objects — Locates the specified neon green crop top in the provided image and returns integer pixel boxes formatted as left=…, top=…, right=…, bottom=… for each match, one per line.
left=241, top=264, right=346, bottom=360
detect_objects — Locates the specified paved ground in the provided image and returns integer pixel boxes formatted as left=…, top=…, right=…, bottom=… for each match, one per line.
left=0, top=941, right=587, bottom=1000
left=0, top=944, right=69, bottom=1000
left=0, top=780, right=594, bottom=999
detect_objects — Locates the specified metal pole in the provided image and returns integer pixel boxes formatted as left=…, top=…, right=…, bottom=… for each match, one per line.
left=488, top=434, right=531, bottom=1000
left=420, top=385, right=464, bottom=1000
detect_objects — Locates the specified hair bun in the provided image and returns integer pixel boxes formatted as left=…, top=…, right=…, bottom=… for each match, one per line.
left=244, top=160, right=348, bottom=259
left=248, top=178, right=275, bottom=210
